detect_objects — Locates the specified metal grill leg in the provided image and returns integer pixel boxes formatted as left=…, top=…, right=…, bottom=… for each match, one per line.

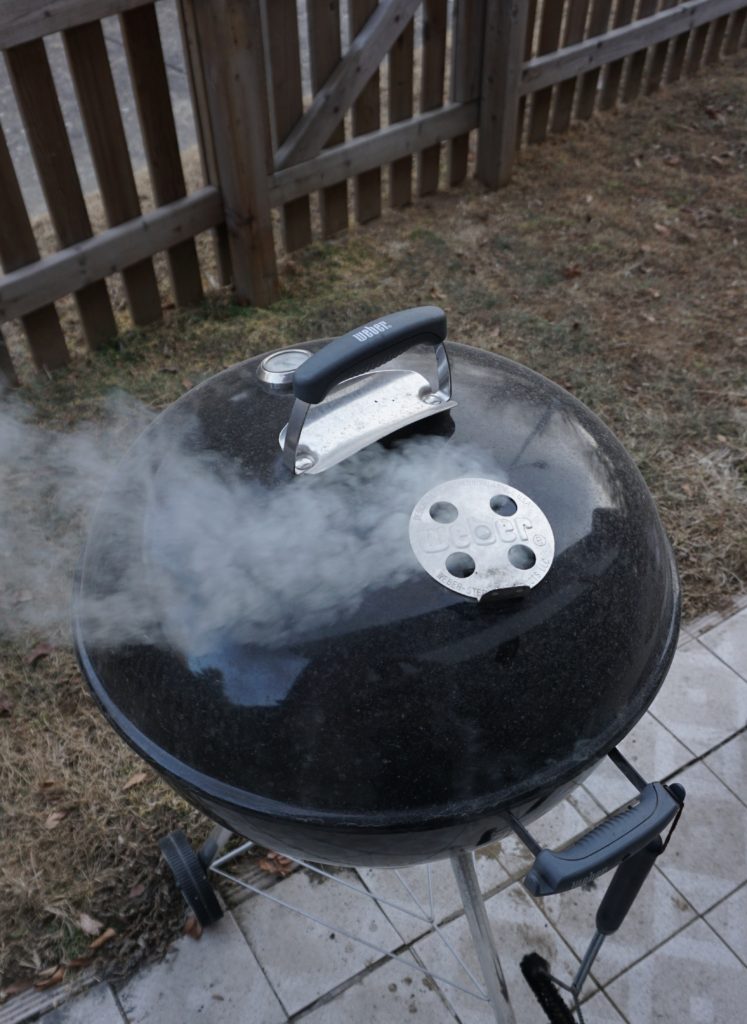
left=451, top=850, right=516, bottom=1024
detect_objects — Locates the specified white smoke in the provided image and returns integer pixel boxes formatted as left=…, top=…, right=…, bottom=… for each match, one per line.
left=1, top=387, right=504, bottom=656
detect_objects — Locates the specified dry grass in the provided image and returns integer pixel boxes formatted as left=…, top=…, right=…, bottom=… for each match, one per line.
left=2, top=54, right=746, bottom=997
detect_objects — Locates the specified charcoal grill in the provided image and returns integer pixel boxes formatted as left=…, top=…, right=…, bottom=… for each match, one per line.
left=74, top=307, right=685, bottom=1022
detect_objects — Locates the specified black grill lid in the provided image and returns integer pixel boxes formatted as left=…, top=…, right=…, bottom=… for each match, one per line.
left=74, top=314, right=679, bottom=836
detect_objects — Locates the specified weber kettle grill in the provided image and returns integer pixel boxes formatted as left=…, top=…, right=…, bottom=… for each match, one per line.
left=74, top=307, right=685, bottom=1022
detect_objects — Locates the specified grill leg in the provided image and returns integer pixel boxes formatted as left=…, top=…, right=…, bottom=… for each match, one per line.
left=450, top=850, right=516, bottom=1024
left=198, top=825, right=234, bottom=868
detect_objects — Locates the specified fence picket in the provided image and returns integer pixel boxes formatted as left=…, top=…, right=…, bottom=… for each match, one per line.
left=120, top=3, right=203, bottom=307
left=350, top=0, right=382, bottom=222
left=516, top=0, right=537, bottom=145
left=576, top=0, right=613, bottom=119
left=528, top=0, right=564, bottom=143
left=265, top=0, right=312, bottom=251
left=418, top=0, right=448, bottom=195
left=177, top=0, right=232, bottom=285
left=599, top=0, right=636, bottom=109
left=686, top=21, right=711, bottom=73
left=0, top=326, right=18, bottom=386
left=63, top=20, right=162, bottom=327
left=724, top=7, right=747, bottom=50
left=5, top=39, right=117, bottom=349
left=646, top=0, right=678, bottom=94
left=705, top=13, right=730, bottom=59
left=389, top=15, right=414, bottom=205
left=449, top=0, right=485, bottom=184
left=552, top=0, right=591, bottom=134
left=307, top=0, right=348, bottom=237
left=623, top=0, right=659, bottom=103
left=0, top=124, right=68, bottom=371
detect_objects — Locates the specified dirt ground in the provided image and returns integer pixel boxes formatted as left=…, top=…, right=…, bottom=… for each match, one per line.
left=1, top=53, right=746, bottom=1000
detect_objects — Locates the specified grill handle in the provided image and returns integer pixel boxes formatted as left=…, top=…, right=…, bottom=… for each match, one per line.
left=292, top=306, right=449, bottom=405
left=523, top=780, right=684, bottom=897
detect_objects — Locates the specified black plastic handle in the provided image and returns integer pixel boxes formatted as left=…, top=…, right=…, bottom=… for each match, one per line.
left=292, top=306, right=447, bottom=405
left=596, top=835, right=663, bottom=935
left=523, top=782, right=682, bottom=897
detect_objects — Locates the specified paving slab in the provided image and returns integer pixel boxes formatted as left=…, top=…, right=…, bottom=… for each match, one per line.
left=647, top=640, right=747, bottom=757
left=413, top=882, right=592, bottom=1023
left=118, top=912, right=285, bottom=1024
left=583, top=712, right=693, bottom=813
left=704, top=730, right=747, bottom=804
left=539, top=865, right=696, bottom=986
left=300, top=956, right=458, bottom=1024
left=232, top=867, right=402, bottom=1016
left=657, top=760, right=747, bottom=914
left=699, top=606, right=747, bottom=681
left=40, top=984, right=123, bottom=1024
left=705, top=882, right=747, bottom=966
left=605, top=918, right=747, bottom=1024
left=579, top=991, right=628, bottom=1023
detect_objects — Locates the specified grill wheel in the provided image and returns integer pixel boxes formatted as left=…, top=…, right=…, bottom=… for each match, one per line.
left=159, top=829, right=224, bottom=926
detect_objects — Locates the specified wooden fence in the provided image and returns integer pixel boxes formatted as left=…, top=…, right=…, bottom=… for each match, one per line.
left=1, top=0, right=746, bottom=385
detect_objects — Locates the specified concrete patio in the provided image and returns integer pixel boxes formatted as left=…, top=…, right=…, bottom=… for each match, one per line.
left=6, top=597, right=745, bottom=1024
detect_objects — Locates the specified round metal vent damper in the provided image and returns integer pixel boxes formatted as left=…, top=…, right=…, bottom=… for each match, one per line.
left=409, top=478, right=555, bottom=598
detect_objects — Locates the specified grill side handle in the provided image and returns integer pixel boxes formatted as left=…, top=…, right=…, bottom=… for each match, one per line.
left=517, top=752, right=685, bottom=897
left=292, top=306, right=449, bottom=405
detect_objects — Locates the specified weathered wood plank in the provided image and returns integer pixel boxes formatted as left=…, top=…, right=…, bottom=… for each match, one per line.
left=551, top=0, right=591, bottom=134
left=646, top=0, right=678, bottom=95
left=276, top=0, right=421, bottom=169
left=623, top=0, right=659, bottom=103
left=188, top=0, right=277, bottom=305
left=516, top=0, right=537, bottom=144
left=350, top=0, right=382, bottom=223
left=449, top=0, right=485, bottom=185
left=0, top=325, right=18, bottom=386
left=576, top=0, right=613, bottom=119
left=5, top=39, right=117, bottom=348
left=522, top=0, right=747, bottom=94
left=389, top=15, right=414, bottom=205
left=0, top=188, right=223, bottom=323
left=418, top=0, right=447, bottom=196
left=63, top=20, right=162, bottom=326
left=307, top=0, right=348, bottom=237
left=598, top=0, right=636, bottom=110
left=686, top=21, right=711, bottom=73
left=476, top=0, right=529, bottom=187
left=705, top=13, right=730, bottom=60
left=0, top=0, right=151, bottom=49
left=528, top=0, right=564, bottom=143
left=120, top=3, right=203, bottom=307
left=177, top=0, right=232, bottom=284
left=271, top=102, right=478, bottom=207
left=724, top=7, right=747, bottom=50
left=0, top=121, right=67, bottom=368
left=265, top=0, right=312, bottom=251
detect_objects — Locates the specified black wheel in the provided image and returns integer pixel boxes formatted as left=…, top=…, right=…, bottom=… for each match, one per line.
left=159, top=830, right=224, bottom=926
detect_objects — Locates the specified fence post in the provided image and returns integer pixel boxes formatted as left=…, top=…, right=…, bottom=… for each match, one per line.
left=188, top=0, right=278, bottom=306
left=476, top=0, right=529, bottom=189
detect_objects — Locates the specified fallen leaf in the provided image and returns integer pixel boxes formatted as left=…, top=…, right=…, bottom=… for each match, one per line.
left=710, top=154, right=727, bottom=167
left=15, top=590, right=32, bottom=604
left=0, top=693, right=12, bottom=717
left=122, top=771, right=148, bottom=791
left=88, top=926, right=116, bottom=951
left=184, top=915, right=203, bottom=940
left=181, top=378, right=194, bottom=391
left=78, top=912, right=103, bottom=937
left=25, top=643, right=54, bottom=667
left=66, top=955, right=94, bottom=969
left=34, top=966, right=64, bottom=990
left=258, top=851, right=294, bottom=877
left=45, top=810, right=68, bottom=829
left=663, top=155, right=681, bottom=167
left=1, top=978, right=33, bottom=1000
left=562, top=263, right=582, bottom=279
left=129, top=882, right=146, bottom=899
left=653, top=223, right=671, bottom=237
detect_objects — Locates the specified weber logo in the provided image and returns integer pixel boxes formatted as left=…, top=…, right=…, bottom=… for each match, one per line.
left=353, top=320, right=392, bottom=342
